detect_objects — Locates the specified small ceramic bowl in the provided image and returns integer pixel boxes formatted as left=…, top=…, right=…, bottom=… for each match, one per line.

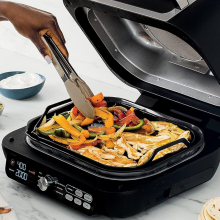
left=0, top=102, right=4, bottom=117
left=0, top=71, right=46, bottom=100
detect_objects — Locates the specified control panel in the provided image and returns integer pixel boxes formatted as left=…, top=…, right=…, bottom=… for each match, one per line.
left=6, top=153, right=95, bottom=215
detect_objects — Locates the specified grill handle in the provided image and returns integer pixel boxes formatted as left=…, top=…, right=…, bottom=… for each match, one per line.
left=146, top=138, right=191, bottom=165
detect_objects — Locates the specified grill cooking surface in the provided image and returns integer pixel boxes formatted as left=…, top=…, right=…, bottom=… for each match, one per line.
left=26, top=97, right=204, bottom=180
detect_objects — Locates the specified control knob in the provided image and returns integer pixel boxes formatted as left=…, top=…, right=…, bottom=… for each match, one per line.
left=37, top=175, right=58, bottom=191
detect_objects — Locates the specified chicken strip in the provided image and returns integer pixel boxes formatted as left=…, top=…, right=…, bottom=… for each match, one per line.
left=137, top=138, right=171, bottom=165
left=151, top=121, right=178, bottom=131
left=123, top=132, right=170, bottom=143
left=117, top=137, right=143, bottom=160
left=153, top=130, right=191, bottom=160
left=114, top=144, right=126, bottom=155
left=157, top=130, right=179, bottom=142
left=126, top=135, right=171, bottom=149
left=81, top=149, right=114, bottom=166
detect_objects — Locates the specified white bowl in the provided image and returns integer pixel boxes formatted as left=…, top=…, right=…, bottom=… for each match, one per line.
left=0, top=102, right=4, bottom=117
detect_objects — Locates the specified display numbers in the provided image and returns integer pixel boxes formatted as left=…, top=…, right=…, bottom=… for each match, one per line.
left=15, top=169, right=28, bottom=181
left=17, top=161, right=26, bottom=171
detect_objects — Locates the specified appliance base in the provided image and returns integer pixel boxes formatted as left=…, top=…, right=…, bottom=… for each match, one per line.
left=2, top=127, right=219, bottom=217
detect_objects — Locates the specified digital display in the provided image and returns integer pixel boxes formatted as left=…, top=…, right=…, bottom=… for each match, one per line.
left=15, top=161, right=28, bottom=181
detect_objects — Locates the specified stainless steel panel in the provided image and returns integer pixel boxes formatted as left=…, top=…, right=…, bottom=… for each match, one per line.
left=88, top=10, right=220, bottom=106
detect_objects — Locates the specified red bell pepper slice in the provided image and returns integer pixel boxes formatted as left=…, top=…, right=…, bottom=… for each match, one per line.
left=128, top=122, right=135, bottom=127
left=72, top=106, right=84, bottom=117
left=115, top=112, right=135, bottom=126
left=118, top=113, right=125, bottom=120
left=131, top=114, right=140, bottom=125
left=116, top=112, right=140, bottom=126
left=72, top=106, right=78, bottom=116
left=113, top=116, right=119, bottom=122
left=126, top=109, right=133, bottom=116
left=113, top=108, right=125, bottom=120
left=144, top=119, right=148, bottom=124
left=93, top=100, right=107, bottom=107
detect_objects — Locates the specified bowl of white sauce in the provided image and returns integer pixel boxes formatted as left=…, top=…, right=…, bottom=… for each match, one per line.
left=0, top=71, right=46, bottom=100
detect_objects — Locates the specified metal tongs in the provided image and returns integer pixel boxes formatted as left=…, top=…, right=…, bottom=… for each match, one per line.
left=42, top=34, right=95, bottom=119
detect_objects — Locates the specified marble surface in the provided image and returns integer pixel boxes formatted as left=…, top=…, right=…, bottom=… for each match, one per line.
left=0, top=1, right=219, bottom=219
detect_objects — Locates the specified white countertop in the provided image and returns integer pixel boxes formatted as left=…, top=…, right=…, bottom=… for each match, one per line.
left=0, top=1, right=219, bottom=219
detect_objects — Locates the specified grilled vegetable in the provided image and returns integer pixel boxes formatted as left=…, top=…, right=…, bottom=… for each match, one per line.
left=81, top=118, right=94, bottom=126
left=38, top=124, right=60, bottom=131
left=98, top=123, right=126, bottom=141
left=114, top=119, right=144, bottom=131
left=88, top=126, right=116, bottom=135
left=49, top=134, right=86, bottom=145
left=70, top=108, right=76, bottom=120
left=93, top=100, right=107, bottom=107
left=68, top=140, right=101, bottom=150
left=72, top=106, right=84, bottom=117
left=60, top=111, right=70, bottom=119
left=81, top=130, right=90, bottom=138
left=112, top=108, right=125, bottom=120
left=39, top=117, right=55, bottom=129
left=94, top=108, right=114, bottom=128
left=105, top=140, right=115, bottom=149
left=54, top=128, right=70, bottom=138
left=73, top=124, right=106, bottom=138
left=115, top=112, right=139, bottom=126
left=89, top=130, right=106, bottom=138
left=90, top=93, right=104, bottom=104
left=39, top=116, right=47, bottom=127
left=142, top=124, right=153, bottom=133
left=37, top=128, right=57, bottom=136
left=108, top=106, right=127, bottom=113
left=143, top=118, right=155, bottom=134
left=72, top=124, right=83, bottom=132
left=53, top=115, right=83, bottom=138
left=68, top=119, right=84, bottom=126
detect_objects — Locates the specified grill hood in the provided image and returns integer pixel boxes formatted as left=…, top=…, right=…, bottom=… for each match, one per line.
left=63, top=0, right=220, bottom=116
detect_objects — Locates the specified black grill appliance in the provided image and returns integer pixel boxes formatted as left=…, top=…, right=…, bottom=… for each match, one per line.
left=2, top=0, right=220, bottom=217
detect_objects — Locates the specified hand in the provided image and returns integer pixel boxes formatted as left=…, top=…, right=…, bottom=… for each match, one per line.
left=0, top=207, right=11, bottom=214
left=0, top=1, right=68, bottom=62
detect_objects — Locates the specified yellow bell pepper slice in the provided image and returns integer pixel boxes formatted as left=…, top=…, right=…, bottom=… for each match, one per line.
left=94, top=108, right=114, bottom=128
left=53, top=115, right=82, bottom=138
left=81, top=118, right=94, bottom=127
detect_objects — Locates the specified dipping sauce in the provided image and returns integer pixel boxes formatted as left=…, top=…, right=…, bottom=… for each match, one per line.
left=0, top=72, right=43, bottom=89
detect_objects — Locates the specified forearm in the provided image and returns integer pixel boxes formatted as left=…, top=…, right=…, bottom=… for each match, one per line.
left=0, top=1, right=9, bottom=21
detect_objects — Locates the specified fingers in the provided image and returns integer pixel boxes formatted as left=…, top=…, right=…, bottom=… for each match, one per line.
left=47, top=25, right=69, bottom=59
left=55, top=22, right=66, bottom=44
left=31, top=31, right=52, bottom=62
left=0, top=207, right=11, bottom=214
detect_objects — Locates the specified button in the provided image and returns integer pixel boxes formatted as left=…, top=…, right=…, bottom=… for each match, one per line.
left=55, top=191, right=64, bottom=196
left=83, top=202, right=91, bottom=210
left=75, top=189, right=83, bottom=198
left=10, top=159, right=15, bottom=166
left=65, top=194, right=73, bottom=201
left=74, top=198, right=82, bottom=206
left=56, top=186, right=64, bottom=192
left=84, top=193, right=93, bottom=202
left=66, top=186, right=74, bottom=194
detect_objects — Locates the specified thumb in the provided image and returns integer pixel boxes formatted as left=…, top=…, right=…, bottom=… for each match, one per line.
left=31, top=35, right=52, bottom=64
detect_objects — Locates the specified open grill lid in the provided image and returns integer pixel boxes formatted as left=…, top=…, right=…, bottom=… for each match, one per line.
left=63, top=0, right=220, bottom=116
